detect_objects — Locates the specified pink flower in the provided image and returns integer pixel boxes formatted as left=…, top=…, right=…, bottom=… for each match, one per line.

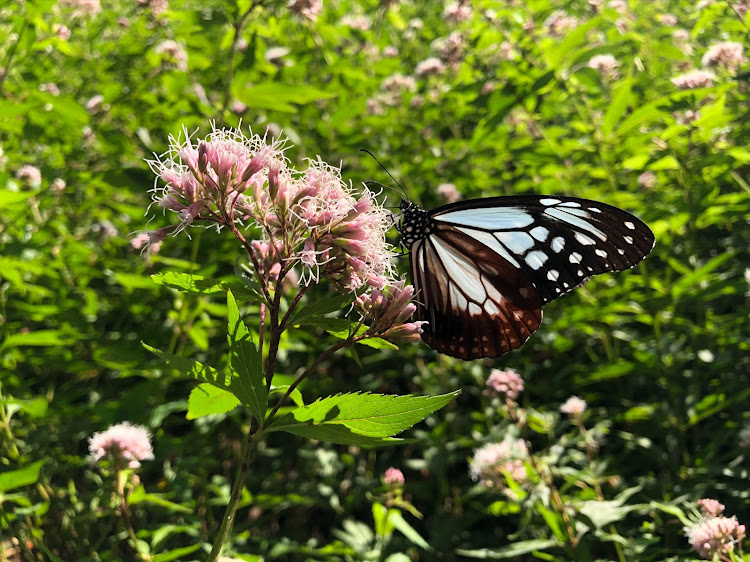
left=659, top=13, right=678, bottom=26
left=698, top=499, right=725, bottom=517
left=340, top=15, right=371, bottom=31
left=89, top=422, right=154, bottom=468
left=53, top=24, right=71, bottom=40
left=587, top=54, right=620, bottom=79
left=671, top=70, right=715, bottom=89
left=484, top=369, right=524, bottom=400
left=637, top=171, right=657, bottom=188
left=155, top=40, right=188, bottom=71
left=470, top=439, right=529, bottom=487
left=438, top=32, right=465, bottom=65
left=40, top=83, right=60, bottom=96
left=543, top=11, right=578, bottom=37
left=16, top=165, right=42, bottom=185
left=384, top=467, right=405, bottom=485
left=416, top=58, right=445, bottom=77
left=61, top=0, right=101, bottom=16
left=685, top=514, right=746, bottom=559
left=702, top=41, right=746, bottom=70
left=85, top=94, right=105, bottom=113
left=436, top=183, right=461, bottom=203
left=560, top=396, right=587, bottom=417
left=51, top=178, right=66, bottom=192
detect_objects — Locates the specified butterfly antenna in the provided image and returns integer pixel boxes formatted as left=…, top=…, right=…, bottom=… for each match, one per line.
left=360, top=149, right=409, bottom=200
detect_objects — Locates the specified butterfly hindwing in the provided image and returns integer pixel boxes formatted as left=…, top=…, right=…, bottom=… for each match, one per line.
left=400, top=195, right=654, bottom=359
left=410, top=226, right=542, bottom=359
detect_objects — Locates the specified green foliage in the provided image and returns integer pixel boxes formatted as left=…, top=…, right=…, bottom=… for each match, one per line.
left=2, top=0, right=749, bottom=559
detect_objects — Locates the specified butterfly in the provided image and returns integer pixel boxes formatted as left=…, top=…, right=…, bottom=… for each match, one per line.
left=397, top=195, right=655, bottom=359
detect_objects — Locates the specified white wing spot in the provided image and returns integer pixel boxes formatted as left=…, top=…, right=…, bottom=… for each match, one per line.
left=624, top=235, right=634, bottom=244
left=589, top=207, right=602, bottom=213
left=563, top=282, right=569, bottom=288
left=540, top=198, right=561, bottom=206
left=587, top=266, right=594, bottom=272
left=575, top=232, right=596, bottom=246
left=577, top=269, right=584, bottom=276
left=618, top=248, right=625, bottom=255
left=495, top=231, right=535, bottom=254
left=485, top=301, right=500, bottom=315
left=555, top=287, right=561, bottom=293
left=547, top=269, right=560, bottom=281
left=525, top=250, right=549, bottom=270
left=569, top=252, right=582, bottom=264
left=595, top=249, right=608, bottom=258
left=469, top=303, right=482, bottom=316
left=551, top=237, right=565, bottom=253
left=625, top=221, right=635, bottom=230
left=560, top=201, right=582, bottom=208
left=530, top=226, right=550, bottom=241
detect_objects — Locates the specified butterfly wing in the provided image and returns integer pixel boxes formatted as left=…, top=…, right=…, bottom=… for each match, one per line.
left=408, top=195, right=654, bottom=359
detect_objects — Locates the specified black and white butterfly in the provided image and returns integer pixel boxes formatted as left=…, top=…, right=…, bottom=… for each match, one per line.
left=397, top=195, right=655, bottom=359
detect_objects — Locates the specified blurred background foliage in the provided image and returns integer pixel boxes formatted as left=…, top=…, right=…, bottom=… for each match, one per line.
left=1, top=0, right=748, bottom=560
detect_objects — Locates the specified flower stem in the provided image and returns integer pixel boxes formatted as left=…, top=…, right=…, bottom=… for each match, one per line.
left=207, top=419, right=260, bottom=561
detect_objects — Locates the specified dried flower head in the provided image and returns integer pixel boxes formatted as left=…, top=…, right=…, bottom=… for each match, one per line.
left=470, top=438, right=529, bottom=487
left=89, top=422, right=154, bottom=468
left=484, top=369, right=524, bottom=400
left=671, top=70, right=715, bottom=89
left=702, top=41, right=746, bottom=70
left=587, top=54, right=620, bottom=79
left=384, top=467, right=405, bottom=485
left=560, top=396, right=587, bottom=417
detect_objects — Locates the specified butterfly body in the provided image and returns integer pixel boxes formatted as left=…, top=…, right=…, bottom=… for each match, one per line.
left=398, top=195, right=654, bottom=359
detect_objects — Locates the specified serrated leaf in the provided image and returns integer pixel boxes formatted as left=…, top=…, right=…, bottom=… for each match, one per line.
left=142, top=343, right=256, bottom=411
left=0, top=460, right=46, bottom=492
left=186, top=384, right=240, bottom=419
left=151, top=272, right=261, bottom=301
left=267, top=391, right=459, bottom=445
left=290, top=294, right=353, bottom=326
left=227, top=290, right=267, bottom=422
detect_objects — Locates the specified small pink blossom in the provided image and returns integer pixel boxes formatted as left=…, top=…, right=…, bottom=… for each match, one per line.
left=443, top=1, right=472, bottom=23
left=290, top=0, right=323, bottom=21
left=484, top=369, right=524, bottom=400
left=637, top=171, right=657, bottom=188
left=543, top=11, right=578, bottom=37
left=53, top=24, right=71, bottom=40
left=16, top=165, right=42, bottom=185
left=436, top=183, right=461, bottom=203
left=89, top=422, right=154, bottom=468
left=659, top=13, right=678, bottom=26
left=698, top=499, right=725, bottom=517
left=85, top=94, right=105, bottom=113
left=560, top=396, right=587, bottom=417
left=438, top=32, right=465, bottom=65
left=382, top=46, right=399, bottom=57
left=416, top=57, right=445, bottom=77
left=384, top=467, right=405, bottom=485
left=40, top=83, right=60, bottom=96
left=608, top=0, right=627, bottom=13
left=341, top=15, right=371, bottom=31
left=671, top=70, right=715, bottom=89
left=51, top=178, right=66, bottom=192
left=470, top=439, right=529, bottom=487
left=685, top=513, right=746, bottom=559
left=155, top=40, right=188, bottom=71
left=61, top=0, right=101, bottom=16
left=588, top=54, right=620, bottom=79
left=702, top=41, right=746, bottom=70
left=381, top=73, right=417, bottom=94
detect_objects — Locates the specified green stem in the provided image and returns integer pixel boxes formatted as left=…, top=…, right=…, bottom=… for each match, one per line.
left=207, top=420, right=261, bottom=561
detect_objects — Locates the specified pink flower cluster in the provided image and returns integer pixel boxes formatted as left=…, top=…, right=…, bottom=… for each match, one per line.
left=702, top=41, right=746, bottom=70
left=671, top=70, right=715, bottom=89
left=356, top=281, right=425, bottom=343
left=89, top=422, right=154, bottom=468
left=560, top=396, right=587, bottom=417
left=384, top=467, right=405, bottom=485
left=146, top=125, right=396, bottom=294
left=470, top=438, right=529, bottom=487
left=685, top=499, right=746, bottom=560
left=483, top=369, right=524, bottom=400
left=587, top=54, right=620, bottom=79
left=289, top=0, right=322, bottom=21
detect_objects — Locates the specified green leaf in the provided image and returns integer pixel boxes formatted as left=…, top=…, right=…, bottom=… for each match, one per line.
left=577, top=500, right=638, bottom=529
left=186, top=383, right=240, bottom=420
left=151, top=545, right=202, bottom=562
left=142, top=343, right=257, bottom=412
left=1, top=330, right=76, bottom=350
left=289, top=294, right=353, bottom=327
left=327, top=329, right=399, bottom=350
left=0, top=190, right=35, bottom=207
left=388, top=510, right=431, bottom=551
left=128, top=486, right=193, bottom=513
left=536, top=503, right=566, bottom=543
left=602, top=77, right=632, bottom=137
left=456, top=538, right=559, bottom=558
left=239, top=83, right=337, bottom=113
left=227, top=290, right=267, bottom=422
left=151, top=272, right=260, bottom=301
left=267, top=391, right=459, bottom=445
left=0, top=460, right=46, bottom=492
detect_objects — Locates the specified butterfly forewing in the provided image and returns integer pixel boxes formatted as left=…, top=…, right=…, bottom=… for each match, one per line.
left=400, top=195, right=654, bottom=359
